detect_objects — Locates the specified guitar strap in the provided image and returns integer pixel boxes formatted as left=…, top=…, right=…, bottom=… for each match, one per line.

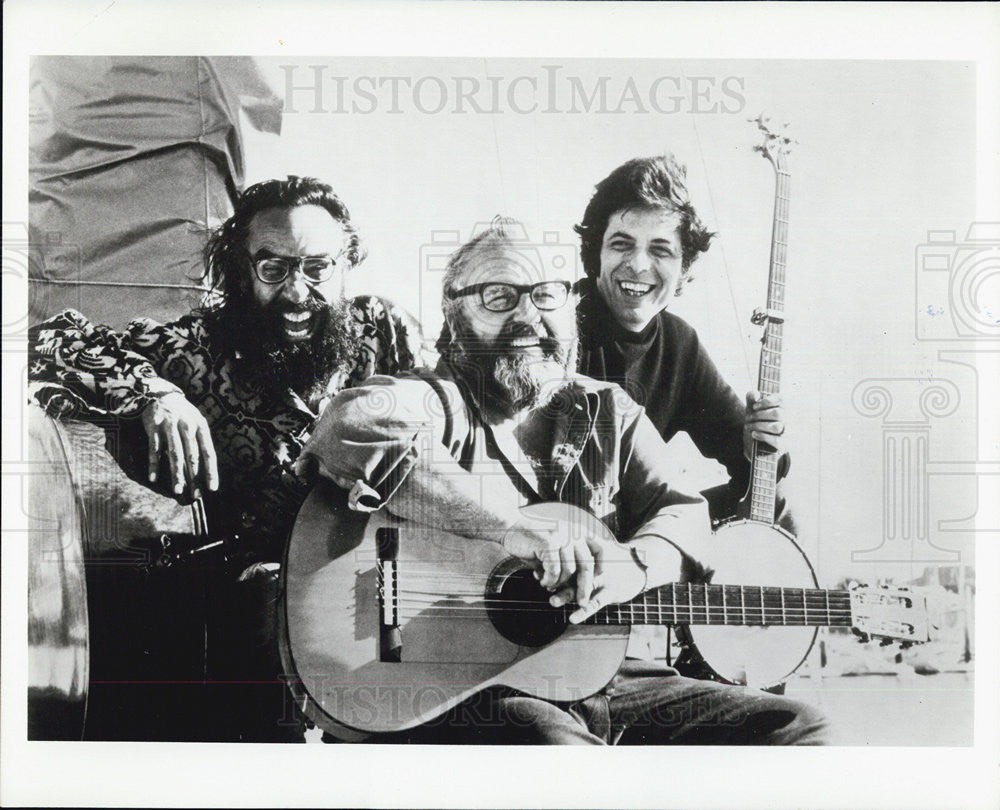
left=409, top=367, right=545, bottom=506
left=481, top=427, right=546, bottom=506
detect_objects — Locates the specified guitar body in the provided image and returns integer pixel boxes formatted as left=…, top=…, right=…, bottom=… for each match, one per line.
left=675, top=520, right=819, bottom=689
left=280, top=485, right=629, bottom=738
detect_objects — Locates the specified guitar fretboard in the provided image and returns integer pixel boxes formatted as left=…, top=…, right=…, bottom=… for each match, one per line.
left=749, top=165, right=790, bottom=523
left=583, top=582, right=852, bottom=628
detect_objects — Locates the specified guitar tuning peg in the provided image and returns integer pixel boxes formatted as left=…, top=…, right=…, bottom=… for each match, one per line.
left=879, top=637, right=894, bottom=647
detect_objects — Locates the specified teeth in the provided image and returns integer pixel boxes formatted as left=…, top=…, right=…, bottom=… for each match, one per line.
left=510, top=337, right=541, bottom=347
left=284, top=311, right=311, bottom=322
left=618, top=280, right=654, bottom=297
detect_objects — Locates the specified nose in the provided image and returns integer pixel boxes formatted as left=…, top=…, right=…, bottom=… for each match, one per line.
left=631, top=248, right=653, bottom=274
left=279, top=267, right=311, bottom=305
left=512, top=287, right=544, bottom=323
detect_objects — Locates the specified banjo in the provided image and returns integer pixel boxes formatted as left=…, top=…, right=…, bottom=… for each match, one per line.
left=673, top=115, right=812, bottom=688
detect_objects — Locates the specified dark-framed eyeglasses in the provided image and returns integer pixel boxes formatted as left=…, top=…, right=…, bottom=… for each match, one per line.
left=252, top=254, right=340, bottom=285
left=446, top=280, right=572, bottom=313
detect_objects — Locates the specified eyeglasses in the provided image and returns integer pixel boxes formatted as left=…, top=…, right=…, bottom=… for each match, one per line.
left=252, top=254, right=340, bottom=285
left=446, top=281, right=571, bottom=313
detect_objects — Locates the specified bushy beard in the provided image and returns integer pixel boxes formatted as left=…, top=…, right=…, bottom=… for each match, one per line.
left=445, top=316, right=577, bottom=417
left=210, top=296, right=362, bottom=400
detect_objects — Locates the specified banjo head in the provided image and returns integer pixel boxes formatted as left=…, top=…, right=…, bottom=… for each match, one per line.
left=678, top=520, right=819, bottom=689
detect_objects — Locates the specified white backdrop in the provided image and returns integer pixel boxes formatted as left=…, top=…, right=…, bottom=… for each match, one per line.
left=3, top=4, right=998, bottom=809
left=242, top=56, right=980, bottom=584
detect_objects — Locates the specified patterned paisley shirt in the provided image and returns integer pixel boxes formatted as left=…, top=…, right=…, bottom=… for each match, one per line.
left=28, top=297, right=427, bottom=555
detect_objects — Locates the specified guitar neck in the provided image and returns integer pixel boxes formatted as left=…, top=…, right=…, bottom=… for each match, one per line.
left=584, top=582, right=853, bottom=628
left=749, top=165, right=790, bottom=523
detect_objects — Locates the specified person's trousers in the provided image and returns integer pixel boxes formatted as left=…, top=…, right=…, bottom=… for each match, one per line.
left=377, top=660, right=828, bottom=745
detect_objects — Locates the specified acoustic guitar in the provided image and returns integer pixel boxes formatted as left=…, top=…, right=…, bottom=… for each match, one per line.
left=281, top=490, right=932, bottom=739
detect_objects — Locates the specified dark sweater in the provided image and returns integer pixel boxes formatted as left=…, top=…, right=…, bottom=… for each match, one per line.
left=575, top=278, right=754, bottom=497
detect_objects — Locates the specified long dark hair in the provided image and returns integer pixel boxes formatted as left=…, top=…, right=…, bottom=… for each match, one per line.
left=202, top=175, right=365, bottom=313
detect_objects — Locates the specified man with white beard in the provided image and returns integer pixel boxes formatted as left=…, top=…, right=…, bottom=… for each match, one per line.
left=300, top=219, right=828, bottom=744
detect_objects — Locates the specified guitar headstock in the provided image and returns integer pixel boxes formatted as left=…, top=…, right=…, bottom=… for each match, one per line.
left=849, top=583, right=935, bottom=646
left=751, top=113, right=795, bottom=172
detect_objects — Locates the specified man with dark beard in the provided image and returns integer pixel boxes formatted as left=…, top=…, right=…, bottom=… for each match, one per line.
left=298, top=220, right=827, bottom=745
left=27, top=176, right=425, bottom=740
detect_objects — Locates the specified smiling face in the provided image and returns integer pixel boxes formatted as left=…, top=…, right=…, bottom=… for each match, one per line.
left=452, top=243, right=575, bottom=351
left=447, top=240, right=577, bottom=414
left=595, top=207, right=685, bottom=332
left=246, top=205, right=348, bottom=343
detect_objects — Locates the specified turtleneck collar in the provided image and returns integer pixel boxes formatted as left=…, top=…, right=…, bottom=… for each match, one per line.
left=575, top=276, right=661, bottom=346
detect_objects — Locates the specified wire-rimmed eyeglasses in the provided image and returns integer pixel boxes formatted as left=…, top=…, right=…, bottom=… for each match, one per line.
left=252, top=254, right=341, bottom=285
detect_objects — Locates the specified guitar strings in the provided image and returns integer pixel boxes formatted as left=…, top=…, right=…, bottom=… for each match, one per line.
left=389, top=599, right=851, bottom=624
left=389, top=592, right=854, bottom=609
left=390, top=590, right=852, bottom=605
left=392, top=570, right=855, bottom=600
left=390, top=604, right=856, bottom=617
left=390, top=608, right=854, bottom=626
left=390, top=588, right=850, bottom=610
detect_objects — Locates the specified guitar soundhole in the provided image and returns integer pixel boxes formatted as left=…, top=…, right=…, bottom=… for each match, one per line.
left=486, top=563, right=567, bottom=648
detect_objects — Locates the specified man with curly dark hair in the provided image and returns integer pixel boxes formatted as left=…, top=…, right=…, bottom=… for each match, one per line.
left=28, top=175, right=427, bottom=741
left=574, top=155, right=791, bottom=537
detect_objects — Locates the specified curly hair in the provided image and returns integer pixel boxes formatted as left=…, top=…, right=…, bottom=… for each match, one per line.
left=202, top=175, right=365, bottom=310
left=573, top=155, right=715, bottom=290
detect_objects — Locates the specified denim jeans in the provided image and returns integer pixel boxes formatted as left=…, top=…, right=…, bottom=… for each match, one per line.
left=376, top=659, right=827, bottom=745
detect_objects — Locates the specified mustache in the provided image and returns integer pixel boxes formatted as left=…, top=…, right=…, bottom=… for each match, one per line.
left=493, top=321, right=562, bottom=355
left=271, top=297, right=330, bottom=315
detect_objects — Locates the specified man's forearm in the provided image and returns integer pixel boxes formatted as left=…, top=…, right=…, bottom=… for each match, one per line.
left=28, top=309, right=173, bottom=418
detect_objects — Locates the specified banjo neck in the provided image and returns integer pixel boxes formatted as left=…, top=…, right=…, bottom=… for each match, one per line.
left=748, top=116, right=794, bottom=524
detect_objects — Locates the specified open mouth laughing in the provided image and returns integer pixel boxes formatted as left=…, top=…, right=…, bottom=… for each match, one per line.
left=616, top=279, right=656, bottom=298
left=281, top=308, right=314, bottom=341
left=508, top=335, right=543, bottom=349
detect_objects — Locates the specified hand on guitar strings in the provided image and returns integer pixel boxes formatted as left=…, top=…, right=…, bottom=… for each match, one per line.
left=743, top=391, right=786, bottom=459
left=547, top=540, right=648, bottom=625
left=141, top=391, right=219, bottom=501
left=501, top=522, right=608, bottom=609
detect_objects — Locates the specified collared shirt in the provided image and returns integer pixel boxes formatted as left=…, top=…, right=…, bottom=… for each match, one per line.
left=301, top=362, right=708, bottom=554
left=28, top=297, right=426, bottom=552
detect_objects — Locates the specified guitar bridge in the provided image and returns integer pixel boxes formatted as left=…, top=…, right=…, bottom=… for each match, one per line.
left=376, top=527, right=402, bottom=662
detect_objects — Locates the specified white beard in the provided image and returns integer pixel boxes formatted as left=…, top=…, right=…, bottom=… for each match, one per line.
left=492, top=352, right=571, bottom=412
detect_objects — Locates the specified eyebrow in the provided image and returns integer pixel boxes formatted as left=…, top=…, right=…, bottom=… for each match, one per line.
left=604, top=231, right=677, bottom=245
left=251, top=248, right=332, bottom=260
